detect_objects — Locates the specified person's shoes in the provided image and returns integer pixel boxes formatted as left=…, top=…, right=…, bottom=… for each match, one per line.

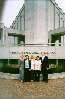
left=45, top=80, right=48, bottom=83
left=42, top=80, right=48, bottom=83
left=20, top=80, right=23, bottom=82
left=31, top=80, right=33, bottom=82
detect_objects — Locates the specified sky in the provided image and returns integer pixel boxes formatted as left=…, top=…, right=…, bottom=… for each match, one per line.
left=1, top=0, right=65, bottom=28
left=1, top=0, right=24, bottom=27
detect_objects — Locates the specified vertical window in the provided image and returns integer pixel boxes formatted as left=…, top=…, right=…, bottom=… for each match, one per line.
left=17, top=23, right=18, bottom=29
left=0, top=28, right=2, bottom=40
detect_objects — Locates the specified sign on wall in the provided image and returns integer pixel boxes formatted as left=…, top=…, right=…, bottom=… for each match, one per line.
left=0, top=45, right=65, bottom=59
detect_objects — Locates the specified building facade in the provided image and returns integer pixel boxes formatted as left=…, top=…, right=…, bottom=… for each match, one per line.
left=0, top=23, right=25, bottom=46
left=0, top=0, right=65, bottom=73
left=11, top=0, right=65, bottom=45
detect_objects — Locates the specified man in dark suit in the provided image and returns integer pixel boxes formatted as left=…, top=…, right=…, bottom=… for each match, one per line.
left=23, top=55, right=31, bottom=82
left=41, top=52, right=49, bottom=82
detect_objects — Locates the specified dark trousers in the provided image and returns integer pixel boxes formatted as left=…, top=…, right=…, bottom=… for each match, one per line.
left=24, top=68, right=31, bottom=82
left=34, top=70, right=40, bottom=81
left=42, top=69, right=48, bottom=82
left=31, top=70, right=34, bottom=80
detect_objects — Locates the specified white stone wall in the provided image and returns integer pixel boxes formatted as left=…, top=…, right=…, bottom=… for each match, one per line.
left=25, top=0, right=48, bottom=44
left=60, top=12, right=64, bottom=28
left=10, top=0, right=65, bottom=44
left=25, top=0, right=35, bottom=44
left=55, top=7, right=59, bottom=29
left=48, top=1, right=65, bottom=31
left=11, top=6, right=25, bottom=35
left=48, top=0, right=55, bottom=31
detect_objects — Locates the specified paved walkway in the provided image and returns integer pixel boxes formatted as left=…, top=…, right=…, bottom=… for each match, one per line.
left=48, top=72, right=65, bottom=79
left=0, top=72, right=19, bottom=79
left=0, top=72, right=65, bottom=80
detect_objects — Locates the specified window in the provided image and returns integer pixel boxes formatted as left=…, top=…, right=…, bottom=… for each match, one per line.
left=0, top=28, right=2, bottom=40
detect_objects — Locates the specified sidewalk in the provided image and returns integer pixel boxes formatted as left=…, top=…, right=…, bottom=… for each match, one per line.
left=48, top=72, right=65, bottom=79
left=0, top=72, right=65, bottom=80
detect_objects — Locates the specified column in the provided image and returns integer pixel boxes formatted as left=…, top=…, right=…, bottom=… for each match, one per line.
left=25, top=0, right=48, bottom=44
left=64, top=35, right=65, bottom=46
left=55, top=40, right=59, bottom=46
left=61, top=36, right=64, bottom=46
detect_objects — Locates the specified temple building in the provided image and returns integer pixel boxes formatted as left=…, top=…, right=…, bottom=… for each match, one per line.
left=0, top=0, right=65, bottom=73
left=10, top=0, right=65, bottom=45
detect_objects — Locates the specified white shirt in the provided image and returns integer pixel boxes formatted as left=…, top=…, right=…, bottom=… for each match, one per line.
left=25, top=60, right=29, bottom=68
left=42, top=56, right=45, bottom=61
left=31, top=59, right=35, bottom=70
left=34, top=60, right=41, bottom=71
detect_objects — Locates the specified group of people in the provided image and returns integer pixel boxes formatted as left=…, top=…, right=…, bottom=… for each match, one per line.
left=23, top=51, right=49, bottom=82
